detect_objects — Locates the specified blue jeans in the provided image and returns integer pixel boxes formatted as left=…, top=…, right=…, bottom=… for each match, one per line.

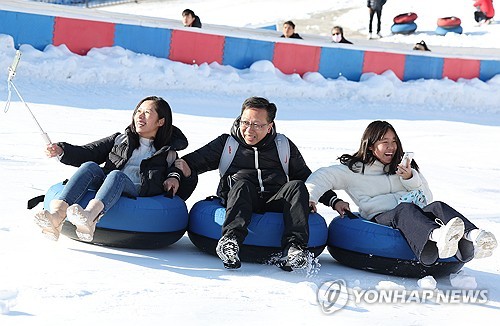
left=57, top=161, right=139, bottom=214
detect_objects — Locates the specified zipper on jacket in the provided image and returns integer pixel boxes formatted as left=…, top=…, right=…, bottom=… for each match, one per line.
left=253, top=147, right=265, bottom=192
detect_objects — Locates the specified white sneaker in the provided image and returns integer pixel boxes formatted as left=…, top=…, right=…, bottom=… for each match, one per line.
left=376, top=32, right=383, bottom=38
left=434, top=217, right=464, bottom=259
left=367, top=33, right=373, bottom=40
left=473, top=230, right=497, bottom=259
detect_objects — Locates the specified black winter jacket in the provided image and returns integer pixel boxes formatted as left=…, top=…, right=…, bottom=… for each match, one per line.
left=182, top=118, right=337, bottom=205
left=280, top=33, right=303, bottom=39
left=333, top=37, right=353, bottom=44
left=367, top=0, right=387, bottom=10
left=191, top=15, right=202, bottom=28
left=58, top=126, right=197, bottom=200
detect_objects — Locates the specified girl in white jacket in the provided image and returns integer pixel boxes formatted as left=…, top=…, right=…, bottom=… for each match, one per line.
left=306, top=120, right=496, bottom=266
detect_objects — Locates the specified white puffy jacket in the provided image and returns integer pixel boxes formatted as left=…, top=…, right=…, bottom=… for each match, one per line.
left=306, top=160, right=433, bottom=219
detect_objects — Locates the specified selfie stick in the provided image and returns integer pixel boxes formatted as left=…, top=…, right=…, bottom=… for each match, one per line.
left=5, top=50, right=53, bottom=145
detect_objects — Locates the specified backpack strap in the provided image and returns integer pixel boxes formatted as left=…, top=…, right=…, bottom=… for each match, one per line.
left=275, top=133, right=290, bottom=180
left=166, top=149, right=177, bottom=167
left=218, top=136, right=239, bottom=177
left=218, top=134, right=290, bottom=178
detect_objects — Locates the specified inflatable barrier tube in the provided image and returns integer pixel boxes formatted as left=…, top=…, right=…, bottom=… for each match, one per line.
left=327, top=215, right=465, bottom=278
left=435, top=25, right=463, bottom=36
left=393, top=12, right=418, bottom=24
left=391, top=22, right=418, bottom=34
left=43, top=182, right=189, bottom=249
left=437, top=16, right=462, bottom=27
left=187, top=197, right=328, bottom=263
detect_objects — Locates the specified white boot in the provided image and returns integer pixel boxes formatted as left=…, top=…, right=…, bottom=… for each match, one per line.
left=467, top=230, right=497, bottom=259
left=34, top=200, right=69, bottom=241
left=66, top=199, right=104, bottom=242
left=430, top=217, right=465, bottom=259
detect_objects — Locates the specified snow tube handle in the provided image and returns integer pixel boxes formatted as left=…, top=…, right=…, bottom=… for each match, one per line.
left=345, top=210, right=359, bottom=219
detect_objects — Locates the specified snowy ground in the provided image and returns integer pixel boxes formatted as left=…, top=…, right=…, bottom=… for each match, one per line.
left=1, top=0, right=500, bottom=325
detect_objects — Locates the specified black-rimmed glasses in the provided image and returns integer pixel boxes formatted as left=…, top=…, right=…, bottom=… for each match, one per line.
left=240, top=120, right=269, bottom=130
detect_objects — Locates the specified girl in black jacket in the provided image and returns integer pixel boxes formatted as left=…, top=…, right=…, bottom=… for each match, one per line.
left=34, top=96, right=197, bottom=242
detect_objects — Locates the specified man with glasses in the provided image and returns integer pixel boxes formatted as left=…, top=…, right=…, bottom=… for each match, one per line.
left=175, top=97, right=345, bottom=270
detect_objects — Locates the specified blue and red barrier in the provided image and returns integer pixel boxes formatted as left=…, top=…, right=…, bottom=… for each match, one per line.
left=0, top=4, right=499, bottom=82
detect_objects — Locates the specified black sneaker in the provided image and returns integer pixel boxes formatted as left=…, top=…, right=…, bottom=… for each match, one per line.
left=216, top=235, right=241, bottom=269
left=278, top=243, right=308, bottom=272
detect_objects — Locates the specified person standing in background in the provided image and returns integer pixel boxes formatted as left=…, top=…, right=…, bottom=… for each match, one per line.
left=367, top=0, right=387, bottom=39
left=474, top=0, right=495, bottom=25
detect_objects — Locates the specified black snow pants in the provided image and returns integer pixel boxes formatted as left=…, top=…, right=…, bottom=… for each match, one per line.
left=374, top=201, right=476, bottom=266
left=222, top=179, right=310, bottom=249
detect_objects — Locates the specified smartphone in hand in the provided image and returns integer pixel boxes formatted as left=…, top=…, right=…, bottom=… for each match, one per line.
left=401, top=152, right=414, bottom=166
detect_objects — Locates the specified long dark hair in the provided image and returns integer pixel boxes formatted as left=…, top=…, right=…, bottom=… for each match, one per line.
left=339, top=120, right=419, bottom=174
left=129, top=96, right=173, bottom=149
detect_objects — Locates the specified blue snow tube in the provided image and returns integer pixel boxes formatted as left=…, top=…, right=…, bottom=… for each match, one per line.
left=435, top=25, right=463, bottom=36
left=391, top=22, right=417, bottom=34
left=187, top=197, right=328, bottom=263
left=327, top=214, right=465, bottom=278
left=43, top=182, right=188, bottom=249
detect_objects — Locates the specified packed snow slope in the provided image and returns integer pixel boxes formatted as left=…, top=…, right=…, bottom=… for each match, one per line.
left=0, top=0, right=499, bottom=325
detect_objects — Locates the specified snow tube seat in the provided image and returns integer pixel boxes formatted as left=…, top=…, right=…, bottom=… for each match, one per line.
left=435, top=25, right=463, bottom=36
left=43, top=182, right=189, bottom=249
left=391, top=22, right=417, bottom=34
left=437, top=16, right=462, bottom=27
left=327, top=214, right=465, bottom=278
left=187, top=197, right=328, bottom=263
left=393, top=12, right=418, bottom=24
